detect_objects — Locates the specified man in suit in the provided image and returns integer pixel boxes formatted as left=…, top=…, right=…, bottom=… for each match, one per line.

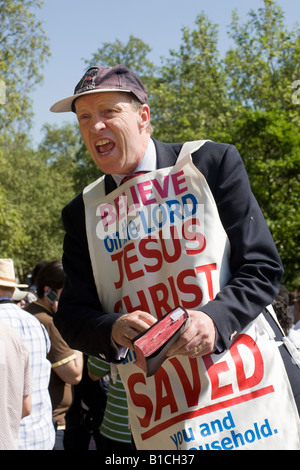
left=50, top=65, right=300, bottom=429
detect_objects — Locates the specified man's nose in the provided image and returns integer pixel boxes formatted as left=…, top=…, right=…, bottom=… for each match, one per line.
left=90, top=114, right=106, bottom=132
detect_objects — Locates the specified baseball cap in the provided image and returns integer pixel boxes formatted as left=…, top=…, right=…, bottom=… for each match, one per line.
left=50, top=64, right=148, bottom=113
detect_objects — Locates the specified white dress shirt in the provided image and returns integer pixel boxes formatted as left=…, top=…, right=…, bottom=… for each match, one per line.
left=111, top=138, right=157, bottom=187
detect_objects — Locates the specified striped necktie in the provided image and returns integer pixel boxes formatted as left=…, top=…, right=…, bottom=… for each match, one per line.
left=120, top=171, right=148, bottom=185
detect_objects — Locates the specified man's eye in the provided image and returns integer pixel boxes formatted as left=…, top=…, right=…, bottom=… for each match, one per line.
left=77, top=113, right=89, bottom=121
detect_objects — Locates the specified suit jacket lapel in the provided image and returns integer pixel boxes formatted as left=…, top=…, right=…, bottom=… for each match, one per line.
left=104, top=173, right=117, bottom=194
left=152, top=138, right=180, bottom=169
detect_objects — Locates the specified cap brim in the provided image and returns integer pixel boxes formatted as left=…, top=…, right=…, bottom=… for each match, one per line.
left=0, top=281, right=28, bottom=288
left=13, top=288, right=29, bottom=301
left=50, top=88, right=132, bottom=113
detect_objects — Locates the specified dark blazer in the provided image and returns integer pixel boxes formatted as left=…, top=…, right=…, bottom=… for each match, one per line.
left=54, top=139, right=283, bottom=361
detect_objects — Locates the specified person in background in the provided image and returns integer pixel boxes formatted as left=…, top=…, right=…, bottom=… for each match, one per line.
left=292, top=284, right=300, bottom=330
left=63, top=354, right=107, bottom=450
left=12, top=287, right=29, bottom=308
left=273, top=284, right=300, bottom=352
left=24, top=261, right=47, bottom=307
left=87, top=355, right=132, bottom=451
left=0, top=320, right=31, bottom=450
left=272, top=285, right=294, bottom=335
left=25, top=260, right=83, bottom=450
left=0, top=258, right=55, bottom=450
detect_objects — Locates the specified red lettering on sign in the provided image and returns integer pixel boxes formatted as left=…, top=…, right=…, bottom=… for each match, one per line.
left=113, top=262, right=215, bottom=316
left=137, top=181, right=157, bottom=205
left=154, top=367, right=178, bottom=421
left=139, top=237, right=163, bottom=273
left=127, top=373, right=153, bottom=428
left=127, top=333, right=267, bottom=432
left=171, top=170, right=188, bottom=195
left=149, top=283, right=172, bottom=319
left=177, top=269, right=203, bottom=308
left=96, top=202, right=116, bottom=227
left=113, top=194, right=127, bottom=219
left=124, top=242, right=144, bottom=281
left=152, top=176, right=170, bottom=198
left=183, top=218, right=206, bottom=255
left=203, top=354, right=234, bottom=400
left=195, top=263, right=217, bottom=300
left=129, top=185, right=141, bottom=207
left=169, top=357, right=201, bottom=407
left=159, top=226, right=181, bottom=263
left=230, top=333, right=264, bottom=391
left=167, top=276, right=180, bottom=306
left=111, top=251, right=124, bottom=289
left=123, top=290, right=149, bottom=313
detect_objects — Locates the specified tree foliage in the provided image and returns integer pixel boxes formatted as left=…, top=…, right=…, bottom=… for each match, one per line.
left=222, top=0, right=300, bottom=286
left=150, top=14, right=230, bottom=143
left=0, top=0, right=50, bottom=133
left=0, top=127, right=78, bottom=278
left=0, top=0, right=299, bottom=288
left=84, top=35, right=155, bottom=85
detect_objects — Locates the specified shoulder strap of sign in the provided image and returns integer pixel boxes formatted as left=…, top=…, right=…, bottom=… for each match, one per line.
left=177, top=140, right=210, bottom=163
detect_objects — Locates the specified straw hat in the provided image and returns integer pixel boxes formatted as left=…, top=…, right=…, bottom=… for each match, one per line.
left=0, top=259, right=28, bottom=288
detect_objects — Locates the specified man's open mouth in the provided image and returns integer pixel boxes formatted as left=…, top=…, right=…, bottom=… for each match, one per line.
left=95, top=139, right=115, bottom=155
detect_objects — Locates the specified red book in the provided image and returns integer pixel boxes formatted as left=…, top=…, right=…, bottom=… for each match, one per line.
left=132, top=307, right=190, bottom=377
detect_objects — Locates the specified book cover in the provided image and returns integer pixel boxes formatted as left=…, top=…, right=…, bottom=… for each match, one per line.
left=132, top=307, right=190, bottom=377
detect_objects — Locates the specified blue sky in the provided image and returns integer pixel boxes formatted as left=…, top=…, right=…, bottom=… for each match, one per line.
left=31, top=0, right=299, bottom=146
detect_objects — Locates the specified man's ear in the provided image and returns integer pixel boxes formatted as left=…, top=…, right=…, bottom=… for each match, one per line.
left=138, top=104, right=150, bottom=131
left=44, top=286, right=50, bottom=296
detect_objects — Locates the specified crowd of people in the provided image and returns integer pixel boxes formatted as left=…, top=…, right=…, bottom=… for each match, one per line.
left=0, top=258, right=111, bottom=450
left=0, top=256, right=299, bottom=450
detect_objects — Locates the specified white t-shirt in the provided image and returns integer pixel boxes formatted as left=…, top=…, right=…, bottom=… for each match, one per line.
left=0, top=321, right=31, bottom=450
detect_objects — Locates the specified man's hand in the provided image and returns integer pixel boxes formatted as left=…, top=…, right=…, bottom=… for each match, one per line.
left=112, top=309, right=216, bottom=357
left=166, top=310, right=216, bottom=357
left=111, top=310, right=156, bottom=350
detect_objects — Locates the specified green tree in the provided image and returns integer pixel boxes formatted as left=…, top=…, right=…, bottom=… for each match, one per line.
left=225, top=0, right=300, bottom=112
left=0, top=134, right=41, bottom=278
left=0, top=0, right=51, bottom=279
left=223, top=0, right=300, bottom=286
left=0, top=124, right=80, bottom=279
left=84, top=35, right=155, bottom=90
left=0, top=138, right=30, bottom=262
left=0, top=0, right=50, bottom=133
left=150, top=13, right=230, bottom=143
left=227, top=109, right=300, bottom=284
